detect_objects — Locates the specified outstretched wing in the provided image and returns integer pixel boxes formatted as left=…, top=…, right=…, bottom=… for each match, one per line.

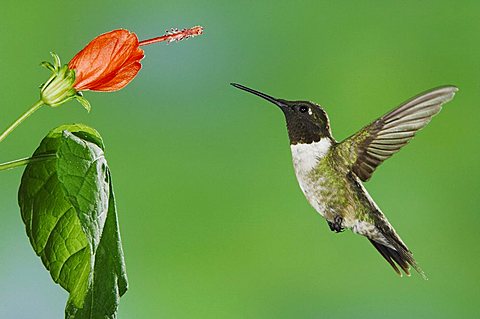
left=337, top=86, right=458, bottom=181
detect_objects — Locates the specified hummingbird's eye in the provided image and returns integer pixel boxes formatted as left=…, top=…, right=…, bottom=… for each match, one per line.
left=299, top=105, right=309, bottom=113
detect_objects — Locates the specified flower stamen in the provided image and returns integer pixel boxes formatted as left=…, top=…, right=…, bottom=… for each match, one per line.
left=138, top=26, right=203, bottom=46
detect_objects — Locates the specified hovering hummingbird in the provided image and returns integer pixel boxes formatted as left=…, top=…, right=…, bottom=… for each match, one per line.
left=231, top=83, right=458, bottom=278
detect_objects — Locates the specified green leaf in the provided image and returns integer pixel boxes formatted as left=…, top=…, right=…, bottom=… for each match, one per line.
left=18, top=124, right=128, bottom=319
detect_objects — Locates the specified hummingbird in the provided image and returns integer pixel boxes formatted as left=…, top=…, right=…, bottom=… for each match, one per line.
left=231, top=82, right=458, bottom=278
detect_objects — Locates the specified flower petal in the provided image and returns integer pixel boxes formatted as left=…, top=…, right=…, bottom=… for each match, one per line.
left=86, top=61, right=142, bottom=92
left=68, top=29, right=144, bottom=92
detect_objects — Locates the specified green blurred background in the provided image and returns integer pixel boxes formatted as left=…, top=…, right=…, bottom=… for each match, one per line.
left=1, top=0, right=479, bottom=318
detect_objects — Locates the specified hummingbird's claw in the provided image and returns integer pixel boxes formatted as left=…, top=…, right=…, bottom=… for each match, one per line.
left=328, top=216, right=345, bottom=233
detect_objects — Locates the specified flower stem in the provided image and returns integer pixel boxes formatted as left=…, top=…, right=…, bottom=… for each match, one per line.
left=0, top=154, right=56, bottom=172
left=0, top=100, right=44, bottom=143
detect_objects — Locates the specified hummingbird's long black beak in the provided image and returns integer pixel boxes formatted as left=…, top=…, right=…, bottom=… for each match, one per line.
left=230, top=83, right=288, bottom=110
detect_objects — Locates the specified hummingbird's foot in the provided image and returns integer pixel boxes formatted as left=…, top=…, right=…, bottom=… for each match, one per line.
left=328, top=216, right=345, bottom=233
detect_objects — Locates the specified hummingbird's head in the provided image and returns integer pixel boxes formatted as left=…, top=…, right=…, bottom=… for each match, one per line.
left=231, top=83, right=332, bottom=144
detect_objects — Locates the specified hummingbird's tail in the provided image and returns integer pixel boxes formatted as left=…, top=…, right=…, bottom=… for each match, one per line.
left=368, top=238, right=427, bottom=279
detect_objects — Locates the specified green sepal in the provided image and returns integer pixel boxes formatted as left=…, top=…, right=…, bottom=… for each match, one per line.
left=75, top=92, right=91, bottom=112
left=39, top=52, right=92, bottom=111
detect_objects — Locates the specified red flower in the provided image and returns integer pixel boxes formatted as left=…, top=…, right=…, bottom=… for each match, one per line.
left=68, top=30, right=144, bottom=92
left=68, top=26, right=203, bottom=92
left=39, top=26, right=203, bottom=110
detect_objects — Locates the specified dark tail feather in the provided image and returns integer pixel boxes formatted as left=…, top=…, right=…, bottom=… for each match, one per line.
left=368, top=239, right=427, bottom=280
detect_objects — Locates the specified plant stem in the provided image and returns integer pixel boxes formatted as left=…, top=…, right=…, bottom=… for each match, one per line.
left=0, top=100, right=44, bottom=143
left=0, top=154, right=55, bottom=172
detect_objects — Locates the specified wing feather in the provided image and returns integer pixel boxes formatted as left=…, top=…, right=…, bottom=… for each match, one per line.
left=337, top=86, right=458, bottom=181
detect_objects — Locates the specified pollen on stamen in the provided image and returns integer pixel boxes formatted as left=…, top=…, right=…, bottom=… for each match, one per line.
left=139, top=26, right=204, bottom=46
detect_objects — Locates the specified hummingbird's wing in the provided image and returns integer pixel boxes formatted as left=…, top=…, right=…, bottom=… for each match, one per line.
left=337, top=86, right=458, bottom=181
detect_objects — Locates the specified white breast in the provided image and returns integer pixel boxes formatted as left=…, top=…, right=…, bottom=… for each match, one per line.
left=290, top=138, right=332, bottom=173
left=290, top=138, right=332, bottom=215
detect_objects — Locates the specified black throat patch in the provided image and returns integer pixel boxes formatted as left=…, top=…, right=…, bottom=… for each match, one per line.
left=283, top=103, right=332, bottom=145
